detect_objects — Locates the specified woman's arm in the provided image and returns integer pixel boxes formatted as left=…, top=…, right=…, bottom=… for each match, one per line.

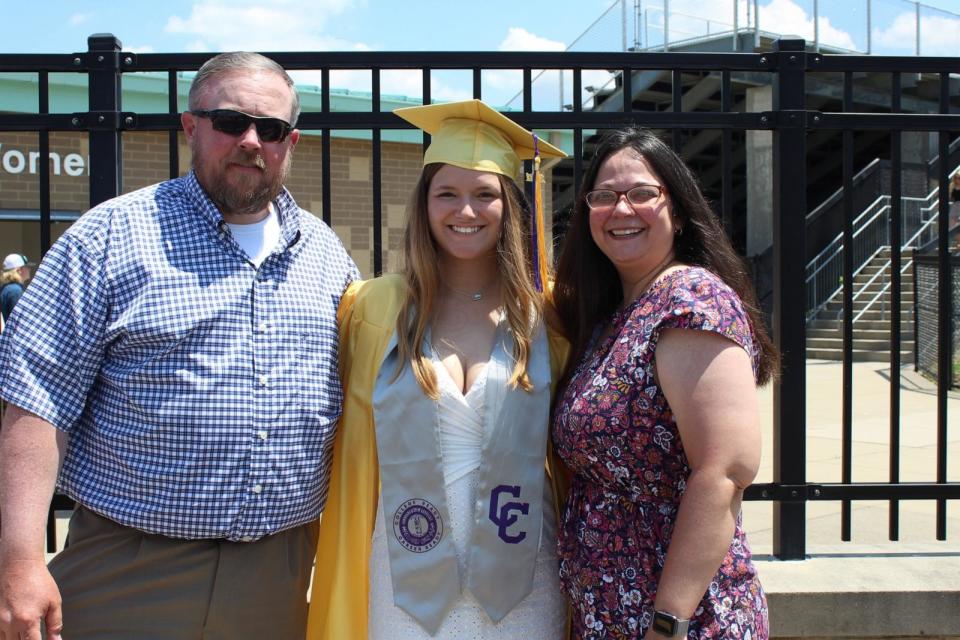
left=646, top=328, right=761, bottom=638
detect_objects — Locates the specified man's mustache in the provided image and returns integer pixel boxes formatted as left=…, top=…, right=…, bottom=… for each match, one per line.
left=230, top=154, right=267, bottom=171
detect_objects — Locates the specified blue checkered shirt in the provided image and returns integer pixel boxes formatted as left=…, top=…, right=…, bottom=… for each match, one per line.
left=0, top=171, right=359, bottom=540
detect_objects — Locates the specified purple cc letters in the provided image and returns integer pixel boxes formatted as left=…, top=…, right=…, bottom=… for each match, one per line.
left=489, top=484, right=529, bottom=544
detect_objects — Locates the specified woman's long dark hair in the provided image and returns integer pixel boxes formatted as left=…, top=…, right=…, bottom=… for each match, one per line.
left=553, top=127, right=780, bottom=385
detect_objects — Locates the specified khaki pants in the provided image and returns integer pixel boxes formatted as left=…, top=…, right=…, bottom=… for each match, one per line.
left=48, top=506, right=319, bottom=640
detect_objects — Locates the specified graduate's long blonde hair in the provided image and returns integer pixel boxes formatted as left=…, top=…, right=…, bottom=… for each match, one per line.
left=395, top=162, right=543, bottom=398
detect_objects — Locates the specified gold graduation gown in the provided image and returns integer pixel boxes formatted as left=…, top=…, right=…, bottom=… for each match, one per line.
left=305, top=274, right=570, bottom=639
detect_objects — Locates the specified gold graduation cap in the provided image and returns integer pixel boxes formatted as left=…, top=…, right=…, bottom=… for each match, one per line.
left=393, top=99, right=565, bottom=179
left=393, top=99, right=567, bottom=292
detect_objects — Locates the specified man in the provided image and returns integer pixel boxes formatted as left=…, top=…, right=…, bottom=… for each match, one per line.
left=0, top=253, right=34, bottom=324
left=0, top=52, right=359, bottom=640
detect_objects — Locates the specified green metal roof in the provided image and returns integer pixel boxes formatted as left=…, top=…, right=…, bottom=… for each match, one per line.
left=0, top=71, right=574, bottom=153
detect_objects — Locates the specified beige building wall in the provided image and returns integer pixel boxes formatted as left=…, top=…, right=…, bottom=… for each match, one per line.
left=0, top=131, right=556, bottom=278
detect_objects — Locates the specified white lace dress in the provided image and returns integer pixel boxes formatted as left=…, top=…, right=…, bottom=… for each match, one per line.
left=368, top=359, right=566, bottom=639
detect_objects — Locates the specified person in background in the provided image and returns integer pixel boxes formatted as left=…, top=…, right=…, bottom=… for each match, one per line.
left=0, top=52, right=358, bottom=640
left=0, top=253, right=35, bottom=324
left=306, top=99, right=570, bottom=639
left=551, top=127, right=778, bottom=639
left=949, top=171, right=960, bottom=231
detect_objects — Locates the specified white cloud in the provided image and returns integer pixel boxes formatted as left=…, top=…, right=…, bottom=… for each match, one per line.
left=488, top=28, right=571, bottom=108
left=755, top=0, right=856, bottom=49
left=498, top=27, right=565, bottom=52
left=643, top=0, right=752, bottom=41
left=160, top=6, right=606, bottom=108
left=184, top=39, right=210, bottom=53
left=643, top=0, right=858, bottom=50
left=873, top=12, right=922, bottom=53
left=873, top=12, right=960, bottom=56
left=126, top=45, right=156, bottom=54
left=68, top=13, right=91, bottom=27
left=165, top=0, right=368, bottom=52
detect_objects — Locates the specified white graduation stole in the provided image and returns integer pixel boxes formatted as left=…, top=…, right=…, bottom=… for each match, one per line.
left=372, top=320, right=551, bottom=634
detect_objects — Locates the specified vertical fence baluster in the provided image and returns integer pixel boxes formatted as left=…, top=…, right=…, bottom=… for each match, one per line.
left=38, top=71, right=51, bottom=255
left=721, top=70, right=733, bottom=237
left=888, top=71, right=902, bottom=541
left=671, top=69, right=681, bottom=151
left=772, top=39, right=808, bottom=560
left=935, top=72, right=952, bottom=540
left=321, top=68, right=331, bottom=227
left=841, top=70, right=854, bottom=542
left=87, top=34, right=122, bottom=207
left=167, top=70, right=179, bottom=181
left=372, top=67, right=382, bottom=276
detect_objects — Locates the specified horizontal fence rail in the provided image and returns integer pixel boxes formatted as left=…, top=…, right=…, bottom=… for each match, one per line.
left=1, top=35, right=959, bottom=560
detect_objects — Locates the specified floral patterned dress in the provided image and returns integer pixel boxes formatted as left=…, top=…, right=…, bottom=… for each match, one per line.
left=552, top=267, right=768, bottom=639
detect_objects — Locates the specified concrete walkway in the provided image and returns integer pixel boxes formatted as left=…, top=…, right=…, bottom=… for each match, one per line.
left=747, top=360, right=959, bottom=638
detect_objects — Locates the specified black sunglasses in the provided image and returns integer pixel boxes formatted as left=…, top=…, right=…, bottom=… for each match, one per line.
left=190, top=109, right=293, bottom=143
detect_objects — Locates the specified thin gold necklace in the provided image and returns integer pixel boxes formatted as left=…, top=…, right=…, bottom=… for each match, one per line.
left=442, top=279, right=498, bottom=302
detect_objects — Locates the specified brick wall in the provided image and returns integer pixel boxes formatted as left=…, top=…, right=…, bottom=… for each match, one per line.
left=0, top=131, right=556, bottom=278
left=0, top=132, right=90, bottom=213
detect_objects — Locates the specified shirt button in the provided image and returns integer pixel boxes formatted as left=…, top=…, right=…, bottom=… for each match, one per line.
left=252, top=484, right=263, bottom=494
left=258, top=321, right=268, bottom=332
left=258, top=374, right=268, bottom=387
left=257, top=430, right=269, bottom=441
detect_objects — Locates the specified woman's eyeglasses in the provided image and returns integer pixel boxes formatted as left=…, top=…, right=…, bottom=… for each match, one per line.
left=190, top=109, right=293, bottom=143
left=585, top=185, right=664, bottom=210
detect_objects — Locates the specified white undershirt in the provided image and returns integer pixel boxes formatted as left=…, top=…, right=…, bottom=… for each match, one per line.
left=225, top=204, right=281, bottom=267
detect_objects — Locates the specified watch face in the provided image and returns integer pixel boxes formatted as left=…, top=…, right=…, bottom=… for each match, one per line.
left=652, top=613, right=676, bottom=635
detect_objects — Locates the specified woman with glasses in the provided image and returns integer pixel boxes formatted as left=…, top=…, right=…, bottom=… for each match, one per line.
left=306, top=100, right=570, bottom=639
left=550, top=128, right=778, bottom=639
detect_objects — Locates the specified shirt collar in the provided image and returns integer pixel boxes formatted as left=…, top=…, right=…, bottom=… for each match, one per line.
left=184, top=170, right=302, bottom=249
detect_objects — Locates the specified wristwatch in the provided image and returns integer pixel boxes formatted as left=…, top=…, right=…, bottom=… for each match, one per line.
left=651, top=610, right=690, bottom=637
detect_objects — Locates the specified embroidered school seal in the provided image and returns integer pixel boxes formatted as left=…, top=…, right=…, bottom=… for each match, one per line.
left=393, top=498, right=443, bottom=553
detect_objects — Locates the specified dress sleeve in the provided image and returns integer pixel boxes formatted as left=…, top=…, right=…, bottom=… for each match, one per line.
left=654, top=270, right=759, bottom=376
left=0, top=232, right=109, bottom=431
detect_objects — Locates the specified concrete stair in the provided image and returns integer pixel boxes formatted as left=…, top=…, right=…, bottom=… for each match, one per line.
left=806, top=247, right=916, bottom=362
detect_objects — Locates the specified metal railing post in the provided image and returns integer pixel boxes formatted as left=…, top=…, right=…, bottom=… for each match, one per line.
left=87, top=33, right=123, bottom=208
left=621, top=0, right=628, bottom=52
left=664, top=0, right=670, bottom=51
left=771, top=38, right=808, bottom=560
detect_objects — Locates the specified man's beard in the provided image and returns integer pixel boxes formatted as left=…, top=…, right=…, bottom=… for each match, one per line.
left=193, top=149, right=291, bottom=217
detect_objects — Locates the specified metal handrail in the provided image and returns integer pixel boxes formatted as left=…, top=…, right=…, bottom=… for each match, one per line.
left=842, top=212, right=940, bottom=322
left=847, top=247, right=889, bottom=304
left=851, top=259, right=913, bottom=324
left=805, top=196, right=887, bottom=279
left=806, top=158, right=883, bottom=224
left=805, top=173, right=952, bottom=321
left=806, top=197, right=891, bottom=320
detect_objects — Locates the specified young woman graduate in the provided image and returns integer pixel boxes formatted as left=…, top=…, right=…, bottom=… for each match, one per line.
left=305, top=99, right=570, bottom=639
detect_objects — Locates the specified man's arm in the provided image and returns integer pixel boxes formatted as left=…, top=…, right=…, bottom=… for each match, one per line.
left=0, top=404, right=67, bottom=640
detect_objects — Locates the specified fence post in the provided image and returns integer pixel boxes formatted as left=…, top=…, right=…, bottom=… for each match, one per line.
left=87, top=34, right=123, bottom=208
left=771, top=38, right=808, bottom=560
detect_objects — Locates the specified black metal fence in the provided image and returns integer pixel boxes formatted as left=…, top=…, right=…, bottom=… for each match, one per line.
left=914, top=252, right=960, bottom=388
left=1, top=34, right=958, bottom=561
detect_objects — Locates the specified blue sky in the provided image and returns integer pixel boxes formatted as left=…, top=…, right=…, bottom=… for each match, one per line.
left=3, top=0, right=957, bottom=54
left=3, top=0, right=958, bottom=107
